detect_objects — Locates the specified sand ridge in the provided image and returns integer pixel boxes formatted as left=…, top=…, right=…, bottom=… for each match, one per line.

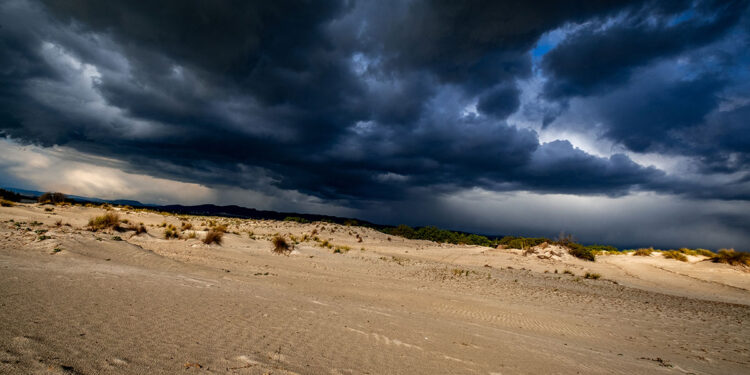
left=0, top=203, right=748, bottom=374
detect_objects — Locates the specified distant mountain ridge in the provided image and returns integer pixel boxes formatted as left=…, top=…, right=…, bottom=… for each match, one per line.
left=1, top=187, right=150, bottom=207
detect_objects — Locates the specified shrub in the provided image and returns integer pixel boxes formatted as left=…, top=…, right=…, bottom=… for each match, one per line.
left=164, top=224, right=179, bottom=239
left=711, top=249, right=750, bottom=266
left=187, top=231, right=197, bottom=239
left=499, top=236, right=550, bottom=250
left=584, top=272, right=601, bottom=280
left=203, top=230, right=223, bottom=245
left=0, top=199, right=14, bottom=207
left=567, top=243, right=595, bottom=261
left=38, top=192, right=67, bottom=204
left=181, top=222, right=193, bottom=230
left=633, top=248, right=653, bottom=256
left=127, top=222, right=147, bottom=234
left=88, top=213, right=120, bottom=231
left=662, top=250, right=688, bottom=262
left=272, top=235, right=291, bottom=255
left=213, top=224, right=228, bottom=233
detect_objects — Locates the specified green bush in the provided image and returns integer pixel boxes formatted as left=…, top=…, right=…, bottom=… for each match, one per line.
left=567, top=243, right=595, bottom=261
left=381, top=225, right=494, bottom=247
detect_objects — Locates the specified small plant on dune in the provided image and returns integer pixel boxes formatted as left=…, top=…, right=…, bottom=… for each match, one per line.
left=563, top=269, right=574, bottom=275
left=0, top=199, right=15, bottom=207
left=633, top=248, right=653, bottom=256
left=203, top=229, right=223, bottom=245
left=44, top=207, right=54, bottom=212
left=132, top=222, right=148, bottom=234
left=112, top=236, right=122, bottom=241
left=164, top=224, right=179, bottom=239
left=187, top=231, right=197, bottom=239
left=212, top=224, right=228, bottom=233
left=567, top=243, right=595, bottom=262
left=695, top=248, right=716, bottom=257
left=181, top=222, right=193, bottom=230
left=662, top=250, right=688, bottom=262
left=452, top=268, right=470, bottom=277
left=711, top=249, right=750, bottom=267
left=88, top=212, right=120, bottom=231
left=334, top=245, right=350, bottom=254
left=584, top=272, right=601, bottom=280
left=272, top=235, right=291, bottom=255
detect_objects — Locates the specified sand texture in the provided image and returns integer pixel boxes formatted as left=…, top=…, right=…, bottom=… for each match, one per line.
left=1, top=204, right=748, bottom=374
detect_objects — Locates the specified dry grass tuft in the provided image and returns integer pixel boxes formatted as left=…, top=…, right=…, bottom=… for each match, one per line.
left=131, top=222, right=147, bottom=234
left=0, top=199, right=14, bottom=207
left=164, top=224, right=179, bottom=239
left=584, top=272, right=601, bottom=280
left=88, top=213, right=120, bottom=231
left=711, top=249, right=750, bottom=267
left=203, top=229, right=223, bottom=245
left=633, top=248, right=653, bottom=256
left=272, top=235, right=291, bottom=255
left=662, top=250, right=688, bottom=262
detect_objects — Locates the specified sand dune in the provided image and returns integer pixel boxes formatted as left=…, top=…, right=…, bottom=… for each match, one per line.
left=1, top=204, right=748, bottom=374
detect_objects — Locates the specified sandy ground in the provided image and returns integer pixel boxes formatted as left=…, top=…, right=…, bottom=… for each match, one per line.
left=0, top=204, right=748, bottom=374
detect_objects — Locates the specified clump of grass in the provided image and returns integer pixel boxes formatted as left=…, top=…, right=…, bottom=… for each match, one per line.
left=662, top=250, right=688, bottom=262
left=187, top=231, right=197, bottom=239
left=88, top=213, right=120, bottom=231
left=181, top=222, right=193, bottom=230
left=584, top=272, right=601, bottom=280
left=633, top=248, right=653, bottom=256
left=272, top=235, right=291, bottom=255
left=452, top=268, right=470, bottom=277
left=44, top=207, right=54, bottom=212
left=333, top=245, right=350, bottom=254
left=0, top=199, right=15, bottom=207
left=164, top=224, right=179, bottom=239
left=112, top=236, right=123, bottom=241
left=695, top=248, right=716, bottom=257
left=213, top=224, right=228, bottom=233
left=711, top=249, right=750, bottom=267
left=131, top=222, right=147, bottom=234
left=563, top=269, right=574, bottom=275
left=203, top=229, right=223, bottom=245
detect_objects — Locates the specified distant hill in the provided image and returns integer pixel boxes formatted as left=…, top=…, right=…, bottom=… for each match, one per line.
left=1, top=187, right=150, bottom=207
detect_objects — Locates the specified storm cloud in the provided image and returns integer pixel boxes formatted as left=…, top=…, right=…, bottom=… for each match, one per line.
left=0, top=0, right=749, bottom=248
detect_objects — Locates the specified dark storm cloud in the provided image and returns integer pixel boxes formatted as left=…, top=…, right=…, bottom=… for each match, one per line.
left=0, top=0, right=748, bottom=205
left=541, top=0, right=746, bottom=99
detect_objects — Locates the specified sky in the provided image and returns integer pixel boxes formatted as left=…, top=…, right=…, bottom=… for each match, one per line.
left=1, top=0, right=749, bottom=250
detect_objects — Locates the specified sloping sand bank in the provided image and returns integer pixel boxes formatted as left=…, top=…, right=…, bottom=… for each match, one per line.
left=1, top=204, right=748, bottom=374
